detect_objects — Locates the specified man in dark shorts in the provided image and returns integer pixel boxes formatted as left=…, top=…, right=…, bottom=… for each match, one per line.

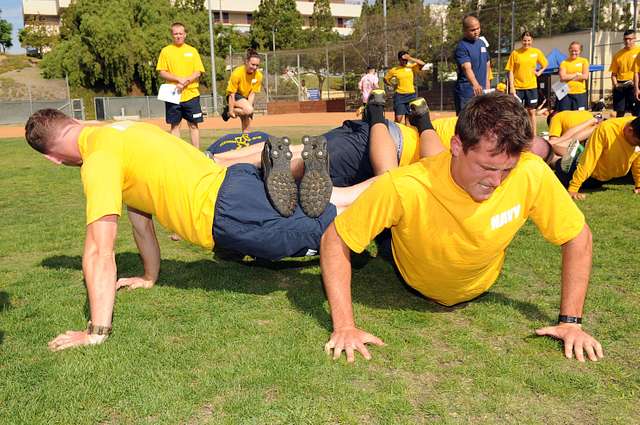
left=384, top=50, right=426, bottom=124
left=610, top=30, right=640, bottom=117
left=156, top=22, right=205, bottom=149
left=24, top=110, right=372, bottom=352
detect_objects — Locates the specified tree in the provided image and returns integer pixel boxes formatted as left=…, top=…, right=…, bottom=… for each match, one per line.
left=18, top=17, right=57, bottom=58
left=0, top=10, right=12, bottom=53
left=250, top=0, right=304, bottom=50
left=302, top=0, right=341, bottom=94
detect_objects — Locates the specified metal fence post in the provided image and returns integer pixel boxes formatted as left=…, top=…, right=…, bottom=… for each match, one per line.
left=326, top=46, right=330, bottom=100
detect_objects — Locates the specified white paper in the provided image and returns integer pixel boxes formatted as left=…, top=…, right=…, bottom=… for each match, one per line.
left=552, top=81, right=569, bottom=101
left=158, top=84, right=181, bottom=104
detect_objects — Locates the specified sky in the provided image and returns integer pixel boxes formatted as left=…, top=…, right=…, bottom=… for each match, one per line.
left=0, top=0, right=25, bottom=54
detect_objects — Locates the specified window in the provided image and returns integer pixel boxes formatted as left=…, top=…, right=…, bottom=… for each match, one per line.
left=247, top=13, right=253, bottom=24
left=213, top=12, right=229, bottom=24
left=336, top=17, right=344, bottom=28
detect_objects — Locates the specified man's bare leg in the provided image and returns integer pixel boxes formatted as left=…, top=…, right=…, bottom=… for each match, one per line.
left=331, top=177, right=376, bottom=214
left=528, top=108, right=537, bottom=136
left=188, top=121, right=200, bottom=150
left=170, top=123, right=181, bottom=138
left=419, top=129, right=446, bottom=158
left=240, top=115, right=251, bottom=133
left=549, top=118, right=598, bottom=156
left=369, top=122, right=399, bottom=175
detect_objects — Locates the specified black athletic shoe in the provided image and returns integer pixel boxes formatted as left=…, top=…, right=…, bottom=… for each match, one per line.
left=366, top=89, right=387, bottom=125
left=261, top=136, right=297, bottom=217
left=299, top=135, right=333, bottom=218
left=368, top=89, right=386, bottom=106
left=221, top=105, right=230, bottom=122
left=408, top=97, right=432, bottom=133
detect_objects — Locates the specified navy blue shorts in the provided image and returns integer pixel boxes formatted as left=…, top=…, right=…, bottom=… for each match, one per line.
left=212, top=164, right=337, bottom=261
left=556, top=92, right=588, bottom=112
left=165, top=96, right=204, bottom=125
left=325, top=120, right=374, bottom=187
left=515, top=89, right=538, bottom=109
left=454, top=83, right=474, bottom=115
left=612, top=82, right=636, bottom=113
left=393, top=92, right=417, bottom=116
left=228, top=93, right=246, bottom=102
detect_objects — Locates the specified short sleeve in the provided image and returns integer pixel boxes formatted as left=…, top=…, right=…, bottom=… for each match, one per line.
left=505, top=51, right=515, bottom=71
left=537, top=49, right=548, bottom=68
left=156, top=48, right=168, bottom=71
left=334, top=172, right=404, bottom=253
left=81, top=151, right=124, bottom=225
left=455, top=42, right=471, bottom=65
left=193, top=49, right=205, bottom=73
left=226, top=71, right=240, bottom=94
left=253, top=72, right=263, bottom=93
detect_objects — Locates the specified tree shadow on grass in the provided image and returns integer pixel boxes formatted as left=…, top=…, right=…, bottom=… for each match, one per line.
left=0, top=291, right=10, bottom=346
left=41, top=253, right=549, bottom=332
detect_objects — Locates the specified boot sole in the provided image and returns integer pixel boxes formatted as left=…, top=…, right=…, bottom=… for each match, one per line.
left=262, top=137, right=297, bottom=217
left=299, top=136, right=333, bottom=218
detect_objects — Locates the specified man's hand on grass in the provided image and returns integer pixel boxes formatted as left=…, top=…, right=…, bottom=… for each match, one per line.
left=535, top=323, right=604, bottom=362
left=116, top=276, right=155, bottom=290
left=633, top=188, right=640, bottom=194
left=569, top=191, right=586, bottom=200
left=324, top=327, right=384, bottom=363
left=48, top=330, right=107, bottom=352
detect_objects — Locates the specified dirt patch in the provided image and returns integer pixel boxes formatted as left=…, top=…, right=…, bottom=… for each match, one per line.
left=0, top=66, right=67, bottom=100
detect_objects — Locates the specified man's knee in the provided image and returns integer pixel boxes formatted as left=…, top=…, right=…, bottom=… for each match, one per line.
left=187, top=121, right=199, bottom=130
left=242, top=105, right=254, bottom=116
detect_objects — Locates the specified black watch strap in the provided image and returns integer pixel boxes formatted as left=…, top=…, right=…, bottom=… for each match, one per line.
left=558, top=315, right=582, bottom=324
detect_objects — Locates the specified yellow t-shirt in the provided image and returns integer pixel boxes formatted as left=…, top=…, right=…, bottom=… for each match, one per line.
left=384, top=63, right=419, bottom=94
left=548, top=110, right=594, bottom=138
left=560, top=57, right=589, bottom=94
left=609, top=46, right=640, bottom=81
left=334, top=151, right=585, bottom=306
left=156, top=43, right=206, bottom=102
left=397, top=117, right=458, bottom=166
left=505, top=47, right=548, bottom=90
left=568, top=116, right=640, bottom=192
left=78, top=122, right=227, bottom=249
left=226, top=65, right=264, bottom=97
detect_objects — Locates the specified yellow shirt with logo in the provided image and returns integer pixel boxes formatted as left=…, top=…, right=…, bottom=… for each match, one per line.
left=78, top=122, right=227, bottom=249
left=334, top=151, right=585, bottom=306
left=226, top=65, right=264, bottom=97
left=568, top=116, right=640, bottom=192
left=505, top=47, right=548, bottom=90
left=548, top=110, right=593, bottom=138
left=560, top=57, right=589, bottom=94
left=156, top=43, right=205, bottom=102
left=384, top=63, right=419, bottom=94
left=610, top=46, right=640, bottom=81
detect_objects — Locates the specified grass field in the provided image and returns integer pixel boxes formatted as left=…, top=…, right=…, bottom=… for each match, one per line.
left=1, top=126, right=639, bottom=424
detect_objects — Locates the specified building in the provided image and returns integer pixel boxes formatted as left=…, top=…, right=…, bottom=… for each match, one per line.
left=22, top=0, right=362, bottom=36
left=212, top=0, right=362, bottom=36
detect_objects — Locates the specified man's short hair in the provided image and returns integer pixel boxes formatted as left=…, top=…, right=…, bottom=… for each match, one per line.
left=462, top=14, right=479, bottom=29
left=623, top=29, right=635, bottom=37
left=24, top=109, right=73, bottom=154
left=171, top=22, right=186, bottom=32
left=629, top=116, right=640, bottom=139
left=397, top=50, right=408, bottom=61
left=456, top=93, right=532, bottom=156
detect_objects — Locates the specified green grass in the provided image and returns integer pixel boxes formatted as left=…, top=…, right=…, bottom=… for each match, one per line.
left=1, top=128, right=639, bottom=424
left=0, top=54, right=32, bottom=75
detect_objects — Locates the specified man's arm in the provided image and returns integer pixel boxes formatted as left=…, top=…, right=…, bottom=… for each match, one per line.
left=461, top=62, right=483, bottom=95
left=48, top=215, right=119, bottom=351
left=630, top=156, right=640, bottom=194
left=535, top=224, right=604, bottom=362
left=485, top=61, right=491, bottom=90
left=568, top=127, right=606, bottom=197
left=320, top=223, right=384, bottom=363
left=116, top=207, right=160, bottom=290
left=611, top=71, right=619, bottom=88
left=508, top=71, right=516, bottom=95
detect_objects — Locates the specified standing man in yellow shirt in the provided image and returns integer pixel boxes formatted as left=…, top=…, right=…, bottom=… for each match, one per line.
left=505, top=31, right=548, bottom=136
left=384, top=50, right=426, bottom=124
left=320, top=93, right=603, bottom=364
left=610, top=30, right=640, bottom=118
left=24, top=110, right=373, bottom=352
left=555, top=116, right=640, bottom=199
left=222, top=49, right=263, bottom=133
left=558, top=42, right=590, bottom=111
left=156, top=22, right=206, bottom=149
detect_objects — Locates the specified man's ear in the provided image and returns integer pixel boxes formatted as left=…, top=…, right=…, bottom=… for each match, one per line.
left=450, top=135, right=463, bottom=157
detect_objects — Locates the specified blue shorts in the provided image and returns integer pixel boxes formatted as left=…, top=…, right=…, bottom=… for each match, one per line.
left=393, top=92, right=417, bottom=116
left=212, top=164, right=337, bottom=260
left=515, top=89, right=538, bottom=109
left=325, top=119, right=403, bottom=187
left=206, top=131, right=271, bottom=155
left=165, top=96, right=204, bottom=125
left=556, top=93, right=588, bottom=112
left=454, top=83, right=474, bottom=115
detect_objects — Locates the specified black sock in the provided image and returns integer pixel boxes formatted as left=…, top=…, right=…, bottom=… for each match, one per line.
left=367, top=103, right=386, bottom=126
left=409, top=113, right=433, bottom=135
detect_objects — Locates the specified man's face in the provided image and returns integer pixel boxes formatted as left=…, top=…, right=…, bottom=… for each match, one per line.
left=624, top=33, right=636, bottom=49
left=568, top=44, right=581, bottom=59
left=450, top=135, right=520, bottom=202
left=463, top=19, right=481, bottom=41
left=245, top=57, right=260, bottom=74
left=171, top=26, right=186, bottom=46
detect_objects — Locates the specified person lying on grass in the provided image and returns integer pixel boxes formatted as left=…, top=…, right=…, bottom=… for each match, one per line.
left=320, top=93, right=604, bottom=363
left=24, top=109, right=373, bottom=351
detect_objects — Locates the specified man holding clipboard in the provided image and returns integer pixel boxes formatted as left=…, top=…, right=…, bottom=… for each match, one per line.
left=156, top=22, right=205, bottom=149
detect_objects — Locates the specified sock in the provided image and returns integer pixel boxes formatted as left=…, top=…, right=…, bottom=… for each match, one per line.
left=367, top=103, right=386, bottom=126
left=409, top=112, right=433, bottom=135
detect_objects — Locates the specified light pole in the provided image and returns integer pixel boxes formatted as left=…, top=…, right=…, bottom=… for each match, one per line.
left=383, top=0, right=388, bottom=68
left=207, top=0, right=218, bottom=114
left=272, top=28, right=278, bottom=96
